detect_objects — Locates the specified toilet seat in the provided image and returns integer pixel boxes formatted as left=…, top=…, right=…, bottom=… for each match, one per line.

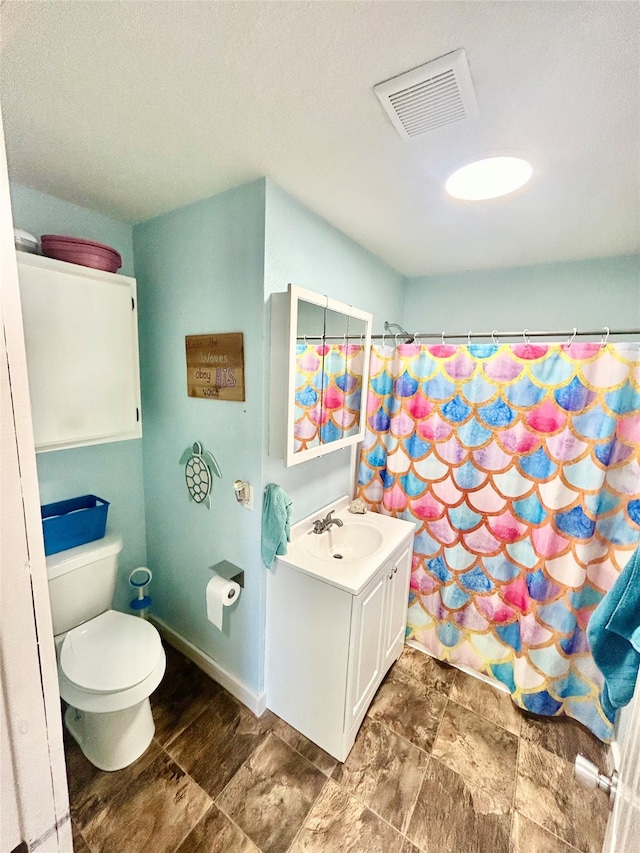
left=60, top=609, right=162, bottom=693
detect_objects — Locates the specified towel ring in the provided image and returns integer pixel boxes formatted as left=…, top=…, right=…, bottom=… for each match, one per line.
left=600, top=326, right=610, bottom=348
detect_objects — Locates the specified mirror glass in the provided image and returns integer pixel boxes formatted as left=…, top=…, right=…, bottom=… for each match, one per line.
left=294, top=300, right=325, bottom=453
left=287, top=285, right=372, bottom=466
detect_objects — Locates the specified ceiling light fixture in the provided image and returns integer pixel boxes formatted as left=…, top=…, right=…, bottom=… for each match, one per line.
left=445, top=156, right=533, bottom=200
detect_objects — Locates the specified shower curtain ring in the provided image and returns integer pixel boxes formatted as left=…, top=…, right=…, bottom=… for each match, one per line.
left=523, top=329, right=531, bottom=347
left=441, top=331, right=446, bottom=345
left=414, top=333, right=421, bottom=346
left=467, top=331, right=472, bottom=346
left=565, top=328, right=577, bottom=348
left=600, top=327, right=610, bottom=348
left=395, top=333, right=400, bottom=347
left=492, top=330, right=499, bottom=346
left=381, top=331, right=386, bottom=346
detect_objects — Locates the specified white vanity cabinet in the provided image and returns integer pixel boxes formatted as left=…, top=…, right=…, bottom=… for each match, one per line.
left=16, top=251, right=142, bottom=452
left=265, top=502, right=414, bottom=762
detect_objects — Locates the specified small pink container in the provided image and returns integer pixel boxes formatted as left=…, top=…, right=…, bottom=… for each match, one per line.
left=41, top=235, right=122, bottom=273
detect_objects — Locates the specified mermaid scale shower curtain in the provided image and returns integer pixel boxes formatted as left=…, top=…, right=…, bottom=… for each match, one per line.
left=294, top=341, right=364, bottom=450
left=357, top=342, right=640, bottom=741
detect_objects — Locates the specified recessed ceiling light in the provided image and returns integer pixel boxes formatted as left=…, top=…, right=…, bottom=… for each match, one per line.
left=445, top=156, right=533, bottom=200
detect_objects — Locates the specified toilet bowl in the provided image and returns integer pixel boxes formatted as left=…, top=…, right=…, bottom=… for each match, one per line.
left=46, top=535, right=167, bottom=771
left=57, top=609, right=166, bottom=771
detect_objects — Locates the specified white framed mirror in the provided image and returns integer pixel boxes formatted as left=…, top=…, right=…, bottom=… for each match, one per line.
left=285, top=284, right=372, bottom=467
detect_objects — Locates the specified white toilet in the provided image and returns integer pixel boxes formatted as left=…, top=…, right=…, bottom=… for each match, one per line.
left=46, top=534, right=166, bottom=771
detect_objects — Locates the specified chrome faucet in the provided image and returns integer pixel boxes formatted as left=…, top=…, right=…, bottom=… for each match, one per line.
left=312, top=509, right=344, bottom=534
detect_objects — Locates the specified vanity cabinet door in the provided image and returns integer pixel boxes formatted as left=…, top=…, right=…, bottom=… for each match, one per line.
left=17, top=251, right=142, bottom=452
left=382, top=545, right=412, bottom=671
left=345, top=567, right=386, bottom=731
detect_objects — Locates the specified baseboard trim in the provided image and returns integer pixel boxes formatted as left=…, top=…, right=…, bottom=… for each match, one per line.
left=150, top=616, right=267, bottom=717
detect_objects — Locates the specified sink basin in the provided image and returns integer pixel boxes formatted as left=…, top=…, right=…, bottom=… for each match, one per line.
left=304, top=522, right=384, bottom=562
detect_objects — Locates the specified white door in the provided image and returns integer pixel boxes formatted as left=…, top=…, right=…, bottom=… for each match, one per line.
left=382, top=545, right=412, bottom=669
left=346, top=570, right=386, bottom=728
left=603, top=672, right=640, bottom=852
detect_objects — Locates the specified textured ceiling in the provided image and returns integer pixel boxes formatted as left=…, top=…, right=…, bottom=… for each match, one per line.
left=1, top=1, right=639, bottom=276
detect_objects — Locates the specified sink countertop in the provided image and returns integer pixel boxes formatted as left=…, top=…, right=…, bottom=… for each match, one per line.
left=276, top=496, right=416, bottom=595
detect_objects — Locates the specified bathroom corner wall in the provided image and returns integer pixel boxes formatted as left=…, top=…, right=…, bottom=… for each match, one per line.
left=8, top=182, right=146, bottom=610
left=404, top=255, right=640, bottom=338
left=133, top=180, right=266, bottom=697
left=262, top=180, right=406, bottom=523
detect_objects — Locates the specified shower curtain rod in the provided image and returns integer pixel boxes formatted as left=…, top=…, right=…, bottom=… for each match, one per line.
left=296, top=326, right=640, bottom=343
left=378, top=323, right=640, bottom=342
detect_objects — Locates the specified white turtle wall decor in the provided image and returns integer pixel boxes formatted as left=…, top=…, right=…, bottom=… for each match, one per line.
left=179, top=441, right=222, bottom=509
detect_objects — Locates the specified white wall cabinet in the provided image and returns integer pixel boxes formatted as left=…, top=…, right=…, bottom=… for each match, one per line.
left=266, top=526, right=413, bottom=762
left=16, top=251, right=142, bottom=452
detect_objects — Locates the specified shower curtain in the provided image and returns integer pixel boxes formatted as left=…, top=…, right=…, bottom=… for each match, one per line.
left=357, top=341, right=640, bottom=741
left=294, top=341, right=364, bottom=450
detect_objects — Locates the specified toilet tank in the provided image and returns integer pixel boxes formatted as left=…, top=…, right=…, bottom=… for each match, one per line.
left=46, top=534, right=123, bottom=636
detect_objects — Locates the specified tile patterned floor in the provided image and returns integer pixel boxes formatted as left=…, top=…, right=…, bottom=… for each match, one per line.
left=66, top=643, right=610, bottom=853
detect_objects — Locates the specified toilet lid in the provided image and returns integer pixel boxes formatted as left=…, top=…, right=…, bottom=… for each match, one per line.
left=60, top=610, right=162, bottom=693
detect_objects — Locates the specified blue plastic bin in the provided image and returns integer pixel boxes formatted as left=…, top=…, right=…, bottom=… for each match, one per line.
left=41, top=495, right=109, bottom=556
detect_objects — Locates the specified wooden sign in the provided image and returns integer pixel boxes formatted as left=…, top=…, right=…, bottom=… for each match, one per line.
left=185, top=333, right=245, bottom=401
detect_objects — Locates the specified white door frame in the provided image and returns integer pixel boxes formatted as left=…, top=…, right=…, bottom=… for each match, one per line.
left=0, top=106, right=72, bottom=851
left=603, top=673, right=640, bottom=853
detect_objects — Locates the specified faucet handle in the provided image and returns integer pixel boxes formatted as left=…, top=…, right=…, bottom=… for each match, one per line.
left=325, top=509, right=335, bottom=521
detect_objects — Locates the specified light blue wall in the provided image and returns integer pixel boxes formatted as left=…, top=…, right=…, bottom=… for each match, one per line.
left=17, top=176, right=638, bottom=706
left=9, top=182, right=135, bottom=276
left=263, top=180, right=406, bottom=522
left=9, top=182, right=146, bottom=610
left=133, top=180, right=267, bottom=695
left=404, top=256, right=640, bottom=341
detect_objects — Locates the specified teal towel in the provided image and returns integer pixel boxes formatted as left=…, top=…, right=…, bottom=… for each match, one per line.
left=261, top=484, right=292, bottom=568
left=587, top=546, right=640, bottom=722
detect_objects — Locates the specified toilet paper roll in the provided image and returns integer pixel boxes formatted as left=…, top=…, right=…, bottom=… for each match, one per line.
left=206, top=574, right=240, bottom=630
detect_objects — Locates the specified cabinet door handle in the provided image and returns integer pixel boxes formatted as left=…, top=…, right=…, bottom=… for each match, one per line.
left=393, top=566, right=398, bottom=574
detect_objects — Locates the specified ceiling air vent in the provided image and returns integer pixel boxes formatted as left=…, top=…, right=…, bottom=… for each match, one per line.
left=374, top=49, right=478, bottom=139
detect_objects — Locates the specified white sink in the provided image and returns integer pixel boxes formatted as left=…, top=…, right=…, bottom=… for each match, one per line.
left=304, top=521, right=384, bottom=562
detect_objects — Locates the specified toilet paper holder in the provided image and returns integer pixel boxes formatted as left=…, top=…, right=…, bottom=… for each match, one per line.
left=209, top=560, right=244, bottom=590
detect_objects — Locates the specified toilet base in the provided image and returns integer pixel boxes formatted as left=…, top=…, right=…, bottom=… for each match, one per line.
left=65, top=698, right=155, bottom=771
